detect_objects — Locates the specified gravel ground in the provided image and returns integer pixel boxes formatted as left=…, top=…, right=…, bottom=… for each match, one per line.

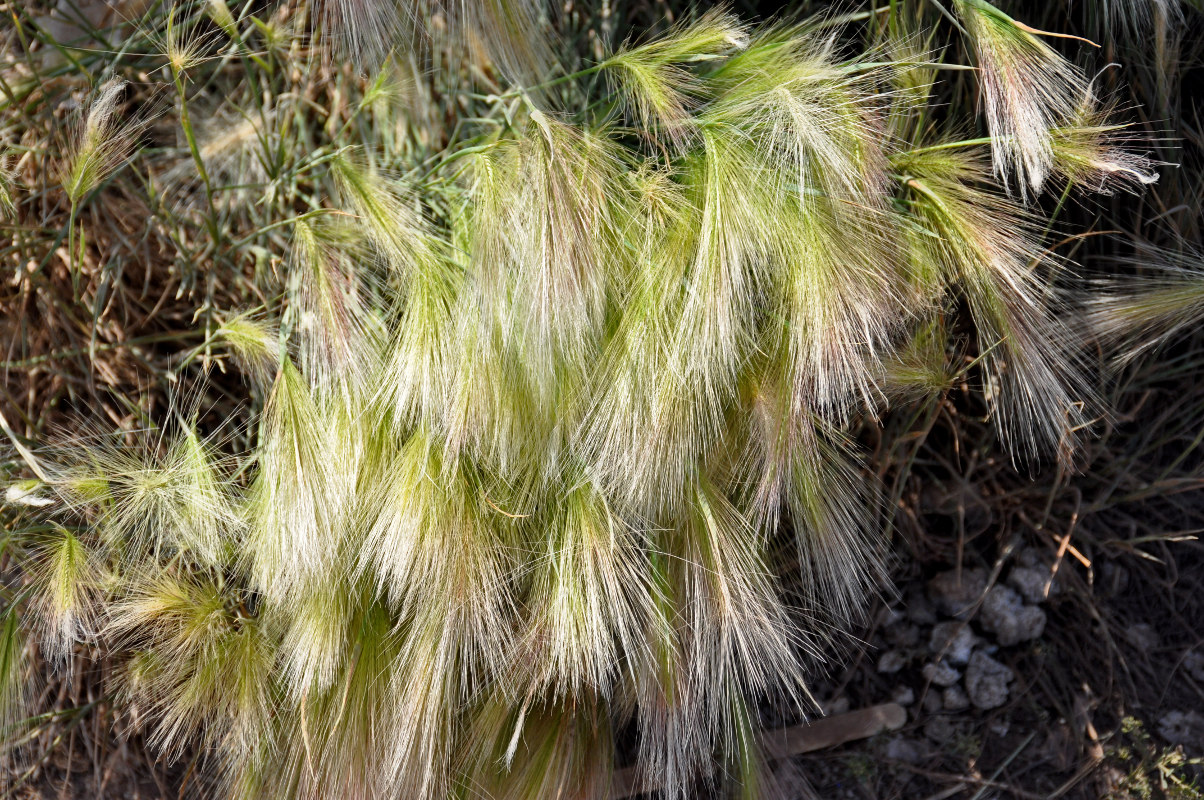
left=754, top=542, right=1204, bottom=800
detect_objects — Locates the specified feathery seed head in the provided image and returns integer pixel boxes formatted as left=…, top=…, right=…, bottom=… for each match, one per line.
left=635, top=474, right=811, bottom=799
left=604, top=9, right=748, bottom=147
left=63, top=80, right=145, bottom=206
left=109, top=573, right=274, bottom=759
left=317, top=0, right=553, bottom=83
left=216, top=314, right=279, bottom=388
left=61, top=469, right=111, bottom=506
left=1048, top=100, right=1160, bottom=194
left=709, top=25, right=892, bottom=202
left=274, top=576, right=358, bottom=699
left=1098, top=0, right=1184, bottom=34
left=955, top=0, right=1092, bottom=198
left=206, top=0, right=239, bottom=40
left=288, top=218, right=383, bottom=391
left=40, top=424, right=239, bottom=566
left=6, top=7, right=1172, bottom=797
left=514, top=477, right=657, bottom=700
left=884, top=33, right=940, bottom=140
left=0, top=153, right=15, bottom=219
left=484, top=115, right=622, bottom=397
left=880, top=317, right=958, bottom=402
left=161, top=6, right=217, bottom=77
left=245, top=359, right=338, bottom=594
left=331, top=155, right=448, bottom=284
left=317, top=0, right=403, bottom=69
left=31, top=526, right=97, bottom=662
left=250, top=8, right=294, bottom=58
left=464, top=0, right=557, bottom=84
left=1087, top=248, right=1204, bottom=365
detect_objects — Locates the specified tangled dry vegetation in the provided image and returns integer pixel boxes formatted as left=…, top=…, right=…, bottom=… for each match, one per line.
left=1, top=0, right=1202, bottom=798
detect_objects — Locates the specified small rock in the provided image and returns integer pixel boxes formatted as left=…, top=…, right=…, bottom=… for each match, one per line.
left=877, top=650, right=907, bottom=674
left=989, top=720, right=1010, bottom=738
left=820, top=695, right=850, bottom=716
left=980, top=585, right=1046, bottom=646
left=885, top=736, right=925, bottom=764
left=929, top=621, right=978, bottom=665
left=922, top=661, right=961, bottom=687
left=905, top=586, right=938, bottom=626
left=965, top=651, right=1013, bottom=710
left=1158, top=710, right=1204, bottom=746
left=942, top=686, right=970, bottom=711
left=892, top=686, right=915, bottom=707
left=1124, top=623, right=1159, bottom=652
left=1007, top=566, right=1053, bottom=604
left=1184, top=650, right=1204, bottom=683
left=922, top=690, right=943, bottom=714
left=928, top=568, right=987, bottom=618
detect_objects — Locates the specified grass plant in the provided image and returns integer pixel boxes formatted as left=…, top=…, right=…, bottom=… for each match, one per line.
left=1, top=0, right=1201, bottom=798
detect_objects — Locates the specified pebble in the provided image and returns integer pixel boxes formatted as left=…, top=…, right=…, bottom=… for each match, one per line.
left=877, top=650, right=907, bottom=674
left=942, top=686, right=970, bottom=711
left=885, top=736, right=925, bottom=764
left=892, top=686, right=915, bottom=707
left=980, top=585, right=1046, bottom=646
left=928, top=567, right=987, bottom=619
left=1007, top=565, right=1053, bottom=604
left=965, top=651, right=1013, bottom=710
left=1158, top=710, right=1204, bottom=746
left=922, top=661, right=961, bottom=687
left=1184, top=650, right=1204, bottom=683
left=906, top=586, right=938, bottom=626
left=929, top=621, right=978, bottom=665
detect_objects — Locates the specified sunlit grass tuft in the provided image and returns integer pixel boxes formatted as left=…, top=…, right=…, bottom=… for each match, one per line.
left=0, top=1, right=1183, bottom=797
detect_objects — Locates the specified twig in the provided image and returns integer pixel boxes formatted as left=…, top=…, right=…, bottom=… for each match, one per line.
left=891, top=761, right=1046, bottom=800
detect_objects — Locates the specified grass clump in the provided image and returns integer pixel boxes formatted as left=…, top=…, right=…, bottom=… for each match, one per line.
left=0, top=0, right=1200, bottom=798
